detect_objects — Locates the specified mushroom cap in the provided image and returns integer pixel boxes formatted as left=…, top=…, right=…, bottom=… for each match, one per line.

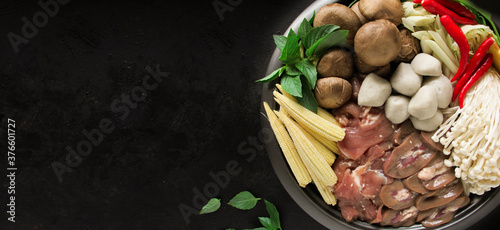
left=317, top=49, right=354, bottom=79
left=358, top=0, right=404, bottom=25
left=314, top=3, right=362, bottom=46
left=351, top=2, right=369, bottom=24
left=314, top=77, right=352, bottom=109
left=354, top=19, right=402, bottom=67
left=395, top=28, right=421, bottom=62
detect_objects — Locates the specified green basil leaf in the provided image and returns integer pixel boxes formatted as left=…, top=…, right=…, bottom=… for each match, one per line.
left=264, top=200, right=281, bottom=230
left=279, top=29, right=301, bottom=64
left=280, top=74, right=302, bottom=98
left=297, top=76, right=318, bottom=113
left=295, top=59, right=317, bottom=89
left=306, top=30, right=348, bottom=58
left=348, top=0, right=359, bottom=8
left=258, top=217, right=276, bottom=230
left=199, top=198, right=221, bottom=214
left=285, top=64, right=302, bottom=76
left=228, top=191, right=261, bottom=210
left=273, top=35, right=287, bottom=52
left=308, top=11, right=316, bottom=25
left=303, top=25, right=340, bottom=50
left=256, top=66, right=285, bottom=83
left=298, top=18, right=313, bottom=40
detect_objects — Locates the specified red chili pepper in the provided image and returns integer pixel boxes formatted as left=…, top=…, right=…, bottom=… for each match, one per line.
left=422, top=0, right=477, bottom=25
left=413, top=0, right=422, bottom=3
left=433, top=0, right=476, bottom=20
left=440, top=15, right=469, bottom=82
left=452, top=37, right=495, bottom=101
left=458, top=53, right=493, bottom=108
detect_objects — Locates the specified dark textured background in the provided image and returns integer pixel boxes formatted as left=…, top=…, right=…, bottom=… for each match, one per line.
left=0, top=0, right=499, bottom=229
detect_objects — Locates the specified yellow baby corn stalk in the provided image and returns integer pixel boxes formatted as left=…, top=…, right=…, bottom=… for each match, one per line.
left=263, top=102, right=311, bottom=187
left=299, top=124, right=336, bottom=166
left=310, top=168, right=337, bottom=206
left=317, top=107, right=341, bottom=127
left=301, top=122, right=339, bottom=155
left=274, top=91, right=345, bottom=142
left=276, top=84, right=295, bottom=101
left=277, top=111, right=338, bottom=187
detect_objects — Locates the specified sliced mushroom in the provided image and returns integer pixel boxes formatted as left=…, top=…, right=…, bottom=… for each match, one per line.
left=391, top=120, right=416, bottom=146
left=418, top=195, right=470, bottom=228
left=416, top=180, right=463, bottom=211
left=403, top=173, right=429, bottom=194
left=380, top=179, right=417, bottom=210
left=421, top=212, right=454, bottom=228
left=384, top=132, right=437, bottom=178
left=421, top=131, right=444, bottom=152
left=381, top=206, right=419, bottom=227
left=419, top=155, right=456, bottom=191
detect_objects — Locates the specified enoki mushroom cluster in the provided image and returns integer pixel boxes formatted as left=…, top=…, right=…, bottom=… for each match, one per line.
left=433, top=68, right=500, bottom=195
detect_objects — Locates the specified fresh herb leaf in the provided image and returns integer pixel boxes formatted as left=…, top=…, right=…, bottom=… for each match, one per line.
left=281, top=74, right=303, bottom=98
left=256, top=66, right=285, bottom=83
left=228, top=191, right=261, bottom=210
left=297, top=76, right=318, bottom=113
left=280, top=29, right=302, bottom=64
left=295, top=59, right=317, bottom=89
left=298, top=18, right=313, bottom=40
left=306, top=30, right=348, bottom=57
left=199, top=198, right=221, bottom=214
left=303, top=25, right=340, bottom=50
left=273, top=35, right=287, bottom=52
left=264, top=200, right=281, bottom=230
left=285, top=64, right=302, bottom=76
left=308, top=11, right=316, bottom=25
left=258, top=217, right=276, bottom=230
left=348, top=0, right=359, bottom=8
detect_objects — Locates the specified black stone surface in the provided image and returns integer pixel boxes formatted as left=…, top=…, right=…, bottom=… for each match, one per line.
left=0, top=0, right=499, bottom=229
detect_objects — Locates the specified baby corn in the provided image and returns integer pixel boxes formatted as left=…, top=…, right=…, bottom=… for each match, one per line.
left=317, top=107, right=341, bottom=127
left=263, top=102, right=312, bottom=187
left=274, top=91, right=345, bottom=142
left=310, top=167, right=337, bottom=206
left=276, top=111, right=338, bottom=187
left=302, top=124, right=339, bottom=157
left=276, top=84, right=340, bottom=154
left=299, top=124, right=336, bottom=166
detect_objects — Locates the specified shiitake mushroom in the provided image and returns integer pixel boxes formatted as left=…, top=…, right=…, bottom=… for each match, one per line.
left=395, top=28, right=421, bottom=62
left=351, top=2, right=369, bottom=24
left=354, top=19, right=402, bottom=67
left=358, top=0, right=404, bottom=25
left=314, top=77, right=352, bottom=109
left=314, top=3, right=362, bottom=46
left=317, top=49, right=354, bottom=79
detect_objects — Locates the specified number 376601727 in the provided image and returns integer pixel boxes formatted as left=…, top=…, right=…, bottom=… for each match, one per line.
left=7, top=119, right=15, bottom=167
